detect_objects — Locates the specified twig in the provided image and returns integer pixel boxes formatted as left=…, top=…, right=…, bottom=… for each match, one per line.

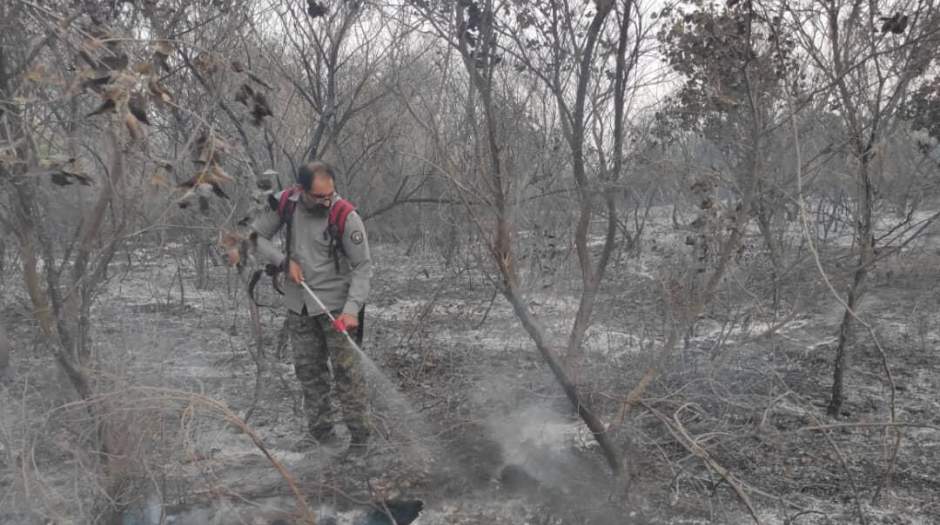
left=615, top=367, right=655, bottom=426
left=784, top=509, right=829, bottom=524
left=399, top=268, right=463, bottom=347
left=474, top=287, right=498, bottom=329
left=807, top=414, right=867, bottom=525
left=641, top=401, right=763, bottom=524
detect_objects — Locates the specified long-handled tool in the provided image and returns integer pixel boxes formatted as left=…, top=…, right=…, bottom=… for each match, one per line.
left=299, top=280, right=364, bottom=354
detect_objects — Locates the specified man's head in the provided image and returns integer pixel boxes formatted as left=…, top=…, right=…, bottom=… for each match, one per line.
left=297, top=161, right=336, bottom=212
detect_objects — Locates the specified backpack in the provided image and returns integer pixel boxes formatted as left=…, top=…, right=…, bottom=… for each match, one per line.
left=275, top=185, right=356, bottom=271
left=249, top=185, right=356, bottom=306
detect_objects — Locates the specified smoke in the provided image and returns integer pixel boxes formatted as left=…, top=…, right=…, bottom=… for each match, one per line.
left=486, top=404, right=598, bottom=492
left=482, top=402, right=635, bottom=525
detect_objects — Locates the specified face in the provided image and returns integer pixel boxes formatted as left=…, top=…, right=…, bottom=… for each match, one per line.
left=301, top=173, right=335, bottom=211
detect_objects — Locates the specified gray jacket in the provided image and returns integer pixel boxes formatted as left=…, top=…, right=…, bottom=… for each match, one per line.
left=251, top=192, right=372, bottom=316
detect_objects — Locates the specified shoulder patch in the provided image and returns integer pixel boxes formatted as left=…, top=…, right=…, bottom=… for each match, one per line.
left=350, top=230, right=364, bottom=245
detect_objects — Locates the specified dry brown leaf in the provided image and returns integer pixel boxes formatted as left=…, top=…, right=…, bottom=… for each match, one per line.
left=83, top=37, right=105, bottom=52
left=148, top=79, right=173, bottom=104
left=153, top=39, right=173, bottom=57
left=124, top=112, right=143, bottom=141
left=154, top=158, right=174, bottom=171
left=0, top=152, right=18, bottom=166
left=219, top=230, right=245, bottom=249
left=208, top=163, right=234, bottom=184
left=128, top=92, right=150, bottom=125
left=86, top=97, right=116, bottom=117
left=39, top=157, right=94, bottom=186
left=78, top=67, right=101, bottom=80
left=110, top=70, right=138, bottom=90
left=61, top=158, right=85, bottom=175
left=193, top=53, right=219, bottom=75
left=133, top=62, right=155, bottom=75
left=195, top=133, right=230, bottom=164
left=24, top=65, right=46, bottom=83
left=149, top=173, right=170, bottom=187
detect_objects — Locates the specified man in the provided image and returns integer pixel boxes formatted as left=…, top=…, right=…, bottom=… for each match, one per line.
left=250, top=161, right=373, bottom=454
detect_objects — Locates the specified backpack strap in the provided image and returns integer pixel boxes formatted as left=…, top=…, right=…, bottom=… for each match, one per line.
left=275, top=186, right=302, bottom=295
left=327, top=198, right=357, bottom=271
left=270, top=190, right=356, bottom=276
left=328, top=198, right=356, bottom=237
left=277, top=185, right=302, bottom=220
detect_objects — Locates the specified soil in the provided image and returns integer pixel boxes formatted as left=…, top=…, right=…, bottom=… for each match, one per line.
left=1, top=224, right=939, bottom=524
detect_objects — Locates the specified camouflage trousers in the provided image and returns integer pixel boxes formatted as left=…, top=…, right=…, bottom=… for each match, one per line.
left=286, top=310, right=369, bottom=440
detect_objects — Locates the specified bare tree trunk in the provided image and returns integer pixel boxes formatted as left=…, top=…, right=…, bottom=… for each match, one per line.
left=66, top=125, right=125, bottom=363
left=562, top=1, right=619, bottom=364
left=754, top=197, right=782, bottom=308
left=453, top=0, right=625, bottom=473
left=565, top=193, right=618, bottom=367
left=16, top=209, right=94, bottom=400
left=0, top=320, right=10, bottom=381
left=407, top=0, right=636, bottom=476
left=828, top=158, right=875, bottom=416
left=195, top=240, right=210, bottom=290
left=503, top=286, right=623, bottom=474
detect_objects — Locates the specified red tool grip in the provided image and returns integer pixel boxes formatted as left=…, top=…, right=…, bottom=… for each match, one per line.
left=332, top=318, right=347, bottom=333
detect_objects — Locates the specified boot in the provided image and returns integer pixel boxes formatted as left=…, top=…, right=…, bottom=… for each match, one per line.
left=293, top=426, right=340, bottom=451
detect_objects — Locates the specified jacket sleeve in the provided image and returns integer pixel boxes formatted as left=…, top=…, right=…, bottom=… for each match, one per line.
left=250, top=209, right=287, bottom=267
left=340, top=211, right=372, bottom=315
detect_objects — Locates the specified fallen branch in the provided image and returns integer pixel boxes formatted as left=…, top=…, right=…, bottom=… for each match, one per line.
left=641, top=401, right=762, bottom=525
left=797, top=422, right=940, bottom=433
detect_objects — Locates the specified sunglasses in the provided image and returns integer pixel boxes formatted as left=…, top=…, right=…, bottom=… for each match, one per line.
left=304, top=191, right=334, bottom=204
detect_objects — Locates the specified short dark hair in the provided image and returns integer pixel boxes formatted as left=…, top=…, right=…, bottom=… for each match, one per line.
left=297, top=161, right=335, bottom=190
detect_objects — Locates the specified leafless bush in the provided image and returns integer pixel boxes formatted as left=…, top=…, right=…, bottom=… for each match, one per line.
left=1, top=383, right=316, bottom=524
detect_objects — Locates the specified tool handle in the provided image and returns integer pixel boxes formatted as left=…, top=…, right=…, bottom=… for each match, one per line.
left=300, top=280, right=362, bottom=352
